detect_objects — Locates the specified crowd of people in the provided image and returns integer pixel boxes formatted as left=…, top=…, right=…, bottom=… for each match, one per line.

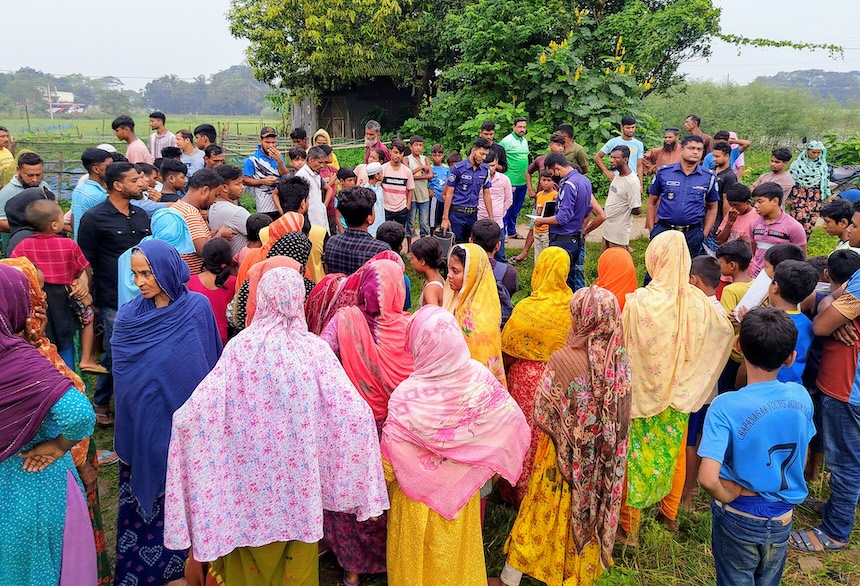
left=1, top=109, right=859, bottom=586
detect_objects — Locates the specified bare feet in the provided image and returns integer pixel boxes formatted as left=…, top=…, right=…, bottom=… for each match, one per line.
left=615, top=526, right=638, bottom=547
left=680, top=495, right=695, bottom=512
left=487, top=579, right=505, bottom=586
left=656, top=511, right=679, bottom=532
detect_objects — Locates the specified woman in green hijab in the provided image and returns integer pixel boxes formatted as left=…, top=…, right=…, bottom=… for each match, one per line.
left=788, top=140, right=831, bottom=237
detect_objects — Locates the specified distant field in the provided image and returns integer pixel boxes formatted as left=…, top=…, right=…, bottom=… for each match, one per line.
left=0, top=115, right=283, bottom=143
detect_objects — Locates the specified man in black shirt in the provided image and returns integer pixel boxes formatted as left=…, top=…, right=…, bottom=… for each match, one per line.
left=78, top=161, right=151, bottom=423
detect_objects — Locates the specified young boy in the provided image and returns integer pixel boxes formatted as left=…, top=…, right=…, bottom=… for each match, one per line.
left=380, top=140, right=414, bottom=230
left=820, top=198, right=860, bottom=255
left=159, top=158, right=188, bottom=203
left=406, top=135, right=433, bottom=247
left=682, top=256, right=728, bottom=511
left=362, top=162, right=386, bottom=238
left=287, top=147, right=306, bottom=177
left=699, top=307, right=814, bottom=586
left=428, top=144, right=450, bottom=234
left=470, top=219, right=516, bottom=328
left=237, top=213, right=273, bottom=265
left=376, top=220, right=412, bottom=310
left=334, top=167, right=358, bottom=232
left=767, top=260, right=819, bottom=384
left=748, top=182, right=807, bottom=277
left=752, top=147, right=794, bottom=202
left=137, top=162, right=162, bottom=201
left=10, top=199, right=104, bottom=374
left=511, top=169, right=560, bottom=263
left=323, top=186, right=391, bottom=276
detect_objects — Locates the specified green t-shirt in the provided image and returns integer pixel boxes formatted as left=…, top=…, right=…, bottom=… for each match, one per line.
left=499, top=133, right=529, bottom=186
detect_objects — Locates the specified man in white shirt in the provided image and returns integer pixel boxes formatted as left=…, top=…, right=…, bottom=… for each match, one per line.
left=148, top=111, right=176, bottom=160
left=296, top=146, right=330, bottom=234
left=601, top=144, right=642, bottom=251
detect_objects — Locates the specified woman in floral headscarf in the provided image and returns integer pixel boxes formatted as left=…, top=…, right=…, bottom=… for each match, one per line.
left=789, top=140, right=831, bottom=236
left=492, top=286, right=631, bottom=586
left=499, top=246, right=572, bottom=503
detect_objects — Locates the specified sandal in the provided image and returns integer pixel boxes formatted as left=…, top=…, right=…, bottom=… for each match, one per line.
left=790, top=527, right=846, bottom=552
left=799, top=497, right=825, bottom=516
left=80, top=364, right=109, bottom=375
left=97, top=449, right=118, bottom=466
left=508, top=233, right=525, bottom=240
left=94, top=407, right=114, bottom=427
left=509, top=256, right=526, bottom=264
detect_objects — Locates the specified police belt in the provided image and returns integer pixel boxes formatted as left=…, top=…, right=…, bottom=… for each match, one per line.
left=657, top=220, right=701, bottom=233
left=451, top=205, right=478, bottom=214
left=549, top=232, right=583, bottom=242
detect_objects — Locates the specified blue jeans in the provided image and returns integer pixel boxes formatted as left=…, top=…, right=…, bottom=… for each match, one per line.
left=574, top=244, right=586, bottom=290
left=820, top=395, right=860, bottom=542
left=449, top=210, right=477, bottom=244
left=548, top=235, right=583, bottom=292
left=711, top=501, right=792, bottom=586
left=407, top=200, right=430, bottom=238
left=503, top=185, right=528, bottom=237
left=93, top=306, right=117, bottom=408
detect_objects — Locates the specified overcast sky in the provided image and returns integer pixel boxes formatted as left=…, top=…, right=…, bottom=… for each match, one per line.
left=1, top=0, right=855, bottom=90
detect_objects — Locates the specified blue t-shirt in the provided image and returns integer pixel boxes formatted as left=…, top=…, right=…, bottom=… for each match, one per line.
left=429, top=165, right=450, bottom=202
left=403, top=274, right=412, bottom=311
left=699, top=380, right=815, bottom=504
left=702, top=149, right=742, bottom=171
left=778, top=311, right=814, bottom=385
left=600, top=136, right=645, bottom=174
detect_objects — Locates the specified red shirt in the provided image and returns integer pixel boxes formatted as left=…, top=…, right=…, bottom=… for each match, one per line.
left=187, top=274, right=236, bottom=345
left=11, top=233, right=89, bottom=285
left=816, top=318, right=860, bottom=402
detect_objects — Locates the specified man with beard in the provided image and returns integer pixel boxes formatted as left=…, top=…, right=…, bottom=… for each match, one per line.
left=602, top=145, right=642, bottom=251
left=642, top=128, right=683, bottom=177
left=78, top=162, right=152, bottom=425
left=595, top=115, right=644, bottom=190
left=0, top=152, right=51, bottom=232
left=364, top=119, right=391, bottom=163
left=171, top=168, right=230, bottom=274
left=0, top=125, right=15, bottom=187
left=500, top=117, right=530, bottom=238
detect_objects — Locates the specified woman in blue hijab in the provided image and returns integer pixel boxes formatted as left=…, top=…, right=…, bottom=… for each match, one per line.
left=116, top=207, right=196, bottom=307
left=111, top=239, right=221, bottom=586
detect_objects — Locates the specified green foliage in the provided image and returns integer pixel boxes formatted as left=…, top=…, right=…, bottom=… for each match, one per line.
left=823, top=132, right=860, bottom=165
left=142, top=66, right=269, bottom=115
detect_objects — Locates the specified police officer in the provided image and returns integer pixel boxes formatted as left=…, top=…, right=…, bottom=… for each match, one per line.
left=646, top=135, right=718, bottom=258
left=534, top=152, right=595, bottom=291
left=441, top=137, right=493, bottom=243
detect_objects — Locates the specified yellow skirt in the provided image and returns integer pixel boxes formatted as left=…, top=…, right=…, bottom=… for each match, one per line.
left=384, top=459, right=486, bottom=586
left=208, top=541, right=318, bottom=586
left=505, top=435, right=606, bottom=586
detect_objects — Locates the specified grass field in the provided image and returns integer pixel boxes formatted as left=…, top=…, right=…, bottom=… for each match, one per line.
left=60, top=138, right=856, bottom=585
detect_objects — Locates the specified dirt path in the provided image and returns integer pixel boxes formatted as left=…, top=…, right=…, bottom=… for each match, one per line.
left=507, top=215, right=649, bottom=248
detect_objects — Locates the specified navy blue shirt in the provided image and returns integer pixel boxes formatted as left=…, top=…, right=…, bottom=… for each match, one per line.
left=649, top=162, right=718, bottom=225
left=551, top=169, right=592, bottom=236
left=446, top=160, right=491, bottom=208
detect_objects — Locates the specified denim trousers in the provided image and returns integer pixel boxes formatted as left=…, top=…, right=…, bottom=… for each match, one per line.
left=711, top=501, right=791, bottom=586
left=820, top=394, right=860, bottom=542
left=503, top=185, right=528, bottom=237
left=93, top=306, right=117, bottom=408
left=548, top=235, right=582, bottom=292
left=407, top=200, right=430, bottom=238
left=450, top=210, right=477, bottom=244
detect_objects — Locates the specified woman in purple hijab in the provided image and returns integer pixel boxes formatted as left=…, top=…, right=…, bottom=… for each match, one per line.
left=111, top=239, right=222, bottom=586
left=0, top=263, right=97, bottom=585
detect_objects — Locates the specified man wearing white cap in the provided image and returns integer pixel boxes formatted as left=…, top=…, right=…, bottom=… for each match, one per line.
left=362, top=161, right=386, bottom=237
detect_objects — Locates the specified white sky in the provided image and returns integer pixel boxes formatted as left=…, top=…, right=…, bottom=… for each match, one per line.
left=0, top=0, right=855, bottom=89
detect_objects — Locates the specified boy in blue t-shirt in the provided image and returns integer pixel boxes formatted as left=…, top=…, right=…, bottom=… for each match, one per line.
left=699, top=307, right=815, bottom=586
left=766, top=260, right=818, bottom=384
left=428, top=143, right=451, bottom=234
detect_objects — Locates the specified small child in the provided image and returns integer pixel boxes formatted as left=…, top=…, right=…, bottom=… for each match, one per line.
left=716, top=239, right=754, bottom=392
left=410, top=236, right=445, bottom=307
left=238, top=213, right=273, bottom=265
left=748, top=182, right=807, bottom=277
left=470, top=219, right=516, bottom=327
left=287, top=147, right=306, bottom=176
left=187, top=238, right=236, bottom=345
left=715, top=183, right=754, bottom=246
left=767, top=260, right=818, bottom=384
left=335, top=167, right=358, bottom=232
left=363, top=162, right=386, bottom=238
left=682, top=256, right=728, bottom=511
left=698, top=307, right=814, bottom=586
left=511, top=170, right=558, bottom=263
left=428, top=144, right=450, bottom=234
left=10, top=199, right=103, bottom=374
left=820, top=198, right=860, bottom=255
left=159, top=159, right=188, bottom=203
left=764, top=243, right=806, bottom=280
left=376, top=220, right=412, bottom=311
left=137, top=162, right=162, bottom=201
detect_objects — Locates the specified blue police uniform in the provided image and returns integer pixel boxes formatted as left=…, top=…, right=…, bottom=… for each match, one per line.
left=648, top=162, right=718, bottom=257
left=445, top=159, right=491, bottom=243
left=549, top=168, right=593, bottom=291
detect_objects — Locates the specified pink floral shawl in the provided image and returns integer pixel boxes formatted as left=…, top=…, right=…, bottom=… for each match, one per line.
left=164, top=267, right=389, bottom=562
left=381, top=306, right=530, bottom=520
